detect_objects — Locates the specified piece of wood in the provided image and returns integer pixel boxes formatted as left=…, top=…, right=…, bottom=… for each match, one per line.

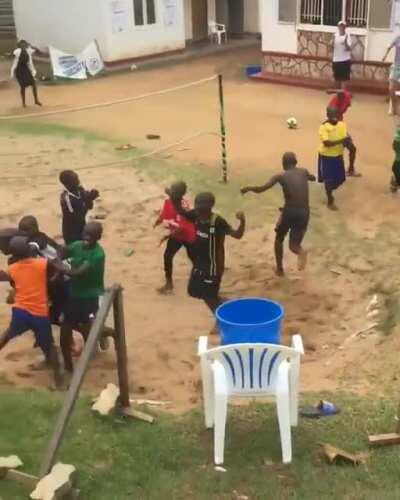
left=0, top=455, right=23, bottom=468
left=31, top=463, right=76, bottom=500
left=92, top=383, right=120, bottom=416
left=121, top=406, right=155, bottom=424
left=2, top=469, right=38, bottom=488
left=113, top=289, right=131, bottom=408
left=39, top=286, right=119, bottom=478
left=368, top=433, right=400, bottom=447
left=320, top=443, right=366, bottom=465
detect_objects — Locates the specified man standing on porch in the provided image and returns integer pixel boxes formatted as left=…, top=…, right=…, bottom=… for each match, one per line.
left=332, top=21, right=352, bottom=89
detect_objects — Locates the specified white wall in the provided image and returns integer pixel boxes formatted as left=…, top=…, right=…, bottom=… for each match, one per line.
left=100, top=0, right=186, bottom=61
left=208, top=0, right=216, bottom=23
left=261, top=0, right=297, bottom=53
left=184, top=0, right=192, bottom=39
left=13, top=0, right=106, bottom=54
left=13, top=0, right=186, bottom=63
left=367, top=29, right=396, bottom=62
left=244, top=0, right=260, bottom=33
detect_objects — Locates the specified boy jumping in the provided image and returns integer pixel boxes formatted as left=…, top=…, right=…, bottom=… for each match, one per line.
left=0, top=236, right=62, bottom=387
left=154, top=181, right=196, bottom=294
left=59, top=170, right=99, bottom=245
left=241, top=152, right=315, bottom=276
left=186, top=193, right=245, bottom=314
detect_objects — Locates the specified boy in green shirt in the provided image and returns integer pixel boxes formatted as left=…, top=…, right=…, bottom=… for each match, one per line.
left=390, top=128, right=400, bottom=193
left=60, top=221, right=107, bottom=373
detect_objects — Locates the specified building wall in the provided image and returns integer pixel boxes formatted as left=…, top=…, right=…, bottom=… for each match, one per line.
left=13, top=0, right=105, bottom=54
left=260, top=0, right=396, bottom=63
left=367, top=30, right=396, bottom=62
left=13, top=0, right=186, bottom=63
left=184, top=0, right=192, bottom=40
left=244, top=0, right=260, bottom=33
left=261, top=0, right=297, bottom=53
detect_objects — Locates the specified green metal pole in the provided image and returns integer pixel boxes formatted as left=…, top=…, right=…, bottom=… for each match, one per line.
left=218, top=74, right=228, bottom=183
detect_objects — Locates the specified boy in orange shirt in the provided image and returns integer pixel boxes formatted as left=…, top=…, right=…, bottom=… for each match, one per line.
left=0, top=236, right=62, bottom=387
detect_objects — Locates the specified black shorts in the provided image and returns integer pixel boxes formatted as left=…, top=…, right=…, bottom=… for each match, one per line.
left=63, top=297, right=99, bottom=327
left=275, top=207, right=309, bottom=246
left=393, top=160, right=400, bottom=185
left=188, top=269, right=221, bottom=300
left=332, top=60, right=351, bottom=82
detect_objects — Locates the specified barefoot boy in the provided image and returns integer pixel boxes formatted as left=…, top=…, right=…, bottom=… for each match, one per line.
left=241, top=152, right=315, bottom=276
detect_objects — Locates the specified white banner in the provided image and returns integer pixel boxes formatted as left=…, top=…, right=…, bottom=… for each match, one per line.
left=80, top=41, right=104, bottom=76
left=49, top=42, right=104, bottom=79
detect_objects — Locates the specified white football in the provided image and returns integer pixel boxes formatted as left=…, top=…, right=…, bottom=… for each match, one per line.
left=287, top=117, right=298, bottom=129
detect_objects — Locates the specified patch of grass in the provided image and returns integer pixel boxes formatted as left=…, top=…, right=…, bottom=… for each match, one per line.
left=0, top=121, right=111, bottom=144
left=1, top=389, right=400, bottom=499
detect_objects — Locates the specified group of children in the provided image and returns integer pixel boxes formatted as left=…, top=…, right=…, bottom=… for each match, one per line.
left=0, top=171, right=107, bottom=387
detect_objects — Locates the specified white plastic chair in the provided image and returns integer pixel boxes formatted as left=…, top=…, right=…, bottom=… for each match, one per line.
left=198, top=335, right=304, bottom=465
left=208, top=21, right=227, bottom=45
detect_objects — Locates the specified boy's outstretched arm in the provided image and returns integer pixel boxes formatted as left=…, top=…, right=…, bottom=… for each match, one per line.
left=228, top=212, right=246, bottom=240
left=241, top=175, right=280, bottom=195
left=306, top=170, right=316, bottom=182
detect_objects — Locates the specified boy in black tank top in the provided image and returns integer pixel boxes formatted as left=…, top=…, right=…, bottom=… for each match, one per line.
left=186, top=192, right=245, bottom=313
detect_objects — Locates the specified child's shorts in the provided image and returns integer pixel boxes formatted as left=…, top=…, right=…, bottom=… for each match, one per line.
left=188, top=269, right=221, bottom=300
left=7, top=307, right=53, bottom=356
left=63, top=297, right=99, bottom=327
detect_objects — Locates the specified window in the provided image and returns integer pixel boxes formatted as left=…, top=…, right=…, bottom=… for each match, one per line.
left=300, top=0, right=368, bottom=27
left=133, top=0, right=156, bottom=26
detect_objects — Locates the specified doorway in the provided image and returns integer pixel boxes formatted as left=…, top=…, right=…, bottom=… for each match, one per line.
left=228, top=0, right=244, bottom=36
left=191, top=0, right=208, bottom=41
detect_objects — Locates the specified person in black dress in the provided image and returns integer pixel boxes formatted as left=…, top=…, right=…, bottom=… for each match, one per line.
left=59, top=170, right=100, bottom=245
left=10, top=40, right=42, bottom=107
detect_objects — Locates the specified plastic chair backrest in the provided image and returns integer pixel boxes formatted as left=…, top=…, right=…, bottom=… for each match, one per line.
left=205, top=343, right=300, bottom=394
left=208, top=21, right=217, bottom=33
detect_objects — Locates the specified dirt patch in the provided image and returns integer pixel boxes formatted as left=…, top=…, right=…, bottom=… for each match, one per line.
left=0, top=49, right=400, bottom=411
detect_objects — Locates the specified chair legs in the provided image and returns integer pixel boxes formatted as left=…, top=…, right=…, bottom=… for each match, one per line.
left=276, top=362, right=292, bottom=464
left=201, top=359, right=214, bottom=429
left=214, top=389, right=228, bottom=465
left=213, top=362, right=228, bottom=465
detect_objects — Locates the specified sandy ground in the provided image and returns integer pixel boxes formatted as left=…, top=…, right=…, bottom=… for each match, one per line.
left=0, top=48, right=400, bottom=411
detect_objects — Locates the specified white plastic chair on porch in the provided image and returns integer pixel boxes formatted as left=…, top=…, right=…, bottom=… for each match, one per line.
left=208, top=21, right=227, bottom=45
left=198, top=335, right=304, bottom=465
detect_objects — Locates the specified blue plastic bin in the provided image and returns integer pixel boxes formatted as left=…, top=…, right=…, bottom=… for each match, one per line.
left=246, top=65, right=262, bottom=77
left=216, top=298, right=284, bottom=345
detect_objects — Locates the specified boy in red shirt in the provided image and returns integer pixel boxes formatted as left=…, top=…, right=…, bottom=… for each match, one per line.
left=0, top=236, right=62, bottom=387
left=154, top=181, right=196, bottom=294
left=327, top=89, right=361, bottom=177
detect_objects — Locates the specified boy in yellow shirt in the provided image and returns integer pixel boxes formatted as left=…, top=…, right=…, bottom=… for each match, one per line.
left=318, top=107, right=349, bottom=210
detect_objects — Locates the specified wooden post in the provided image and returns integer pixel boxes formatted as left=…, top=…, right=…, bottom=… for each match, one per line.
left=39, top=287, right=118, bottom=478
left=113, top=288, right=130, bottom=408
left=218, top=74, right=228, bottom=183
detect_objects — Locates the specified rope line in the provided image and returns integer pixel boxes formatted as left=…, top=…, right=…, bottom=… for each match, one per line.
left=1, top=130, right=220, bottom=181
left=0, top=75, right=218, bottom=121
